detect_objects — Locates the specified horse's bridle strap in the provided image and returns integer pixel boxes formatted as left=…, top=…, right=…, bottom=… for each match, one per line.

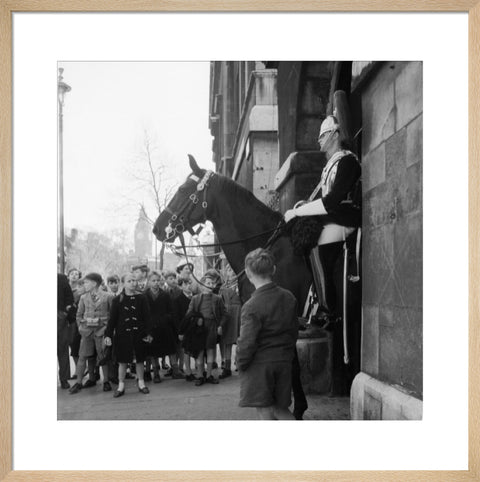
left=165, top=171, right=214, bottom=240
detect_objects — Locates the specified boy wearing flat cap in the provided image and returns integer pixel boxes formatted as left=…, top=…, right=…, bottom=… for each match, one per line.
left=176, top=259, right=199, bottom=295
left=132, top=264, right=149, bottom=293
left=69, top=273, right=114, bottom=394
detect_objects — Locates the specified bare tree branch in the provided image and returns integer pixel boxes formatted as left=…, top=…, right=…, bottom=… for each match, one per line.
left=139, top=202, right=154, bottom=226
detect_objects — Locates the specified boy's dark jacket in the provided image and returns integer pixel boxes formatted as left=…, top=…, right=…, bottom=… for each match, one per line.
left=105, top=291, right=152, bottom=339
left=57, top=273, right=73, bottom=312
left=236, top=282, right=298, bottom=371
left=144, top=287, right=173, bottom=328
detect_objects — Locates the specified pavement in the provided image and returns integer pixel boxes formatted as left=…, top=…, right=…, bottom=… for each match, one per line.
left=58, top=367, right=350, bottom=421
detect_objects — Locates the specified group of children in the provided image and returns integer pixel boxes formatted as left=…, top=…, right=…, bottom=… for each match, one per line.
left=64, top=260, right=241, bottom=398
left=61, top=248, right=300, bottom=420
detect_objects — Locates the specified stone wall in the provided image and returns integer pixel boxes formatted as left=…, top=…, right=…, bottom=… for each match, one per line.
left=273, top=151, right=325, bottom=213
left=359, top=61, right=423, bottom=401
left=251, top=131, right=279, bottom=205
left=230, top=70, right=279, bottom=201
left=275, top=62, right=333, bottom=166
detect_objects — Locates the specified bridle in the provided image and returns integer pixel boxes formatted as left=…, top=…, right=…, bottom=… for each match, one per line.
left=164, top=170, right=214, bottom=241
left=161, top=169, right=285, bottom=290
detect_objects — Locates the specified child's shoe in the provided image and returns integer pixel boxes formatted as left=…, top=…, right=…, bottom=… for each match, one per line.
left=103, top=381, right=112, bottom=392
left=194, top=377, right=205, bottom=386
left=219, top=369, right=232, bottom=379
left=185, top=374, right=196, bottom=382
left=172, top=367, right=185, bottom=379
left=153, top=374, right=162, bottom=383
left=137, top=380, right=149, bottom=394
left=82, top=379, right=96, bottom=388
left=113, top=389, right=124, bottom=398
left=206, top=375, right=219, bottom=384
left=69, top=383, right=82, bottom=394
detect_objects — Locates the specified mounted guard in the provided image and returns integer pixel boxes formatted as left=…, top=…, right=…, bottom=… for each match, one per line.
left=284, top=113, right=362, bottom=391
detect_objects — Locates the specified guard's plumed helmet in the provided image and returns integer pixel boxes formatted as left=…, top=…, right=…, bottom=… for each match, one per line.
left=318, top=115, right=340, bottom=139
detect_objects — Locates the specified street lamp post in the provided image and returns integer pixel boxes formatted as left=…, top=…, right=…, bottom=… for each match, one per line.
left=58, top=68, right=71, bottom=274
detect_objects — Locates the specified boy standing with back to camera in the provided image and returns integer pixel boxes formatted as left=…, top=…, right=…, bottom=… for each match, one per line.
left=237, top=248, right=298, bottom=420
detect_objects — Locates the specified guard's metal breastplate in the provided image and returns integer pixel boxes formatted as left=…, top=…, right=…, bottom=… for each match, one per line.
left=319, top=150, right=354, bottom=198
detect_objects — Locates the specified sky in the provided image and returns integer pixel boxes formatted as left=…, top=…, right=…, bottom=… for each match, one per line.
left=59, top=61, right=213, bottom=248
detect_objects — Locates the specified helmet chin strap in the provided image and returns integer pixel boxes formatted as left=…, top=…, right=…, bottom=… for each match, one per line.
left=320, top=129, right=337, bottom=151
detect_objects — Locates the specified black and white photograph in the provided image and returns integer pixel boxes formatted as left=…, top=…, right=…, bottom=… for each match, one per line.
left=56, top=60, right=423, bottom=422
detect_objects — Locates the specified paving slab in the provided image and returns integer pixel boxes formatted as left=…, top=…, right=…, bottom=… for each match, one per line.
left=58, top=369, right=350, bottom=421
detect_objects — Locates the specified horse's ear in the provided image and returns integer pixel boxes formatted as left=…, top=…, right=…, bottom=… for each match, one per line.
left=188, top=154, right=203, bottom=176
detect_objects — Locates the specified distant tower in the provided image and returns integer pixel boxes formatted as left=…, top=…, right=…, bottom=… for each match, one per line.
left=134, top=208, right=152, bottom=259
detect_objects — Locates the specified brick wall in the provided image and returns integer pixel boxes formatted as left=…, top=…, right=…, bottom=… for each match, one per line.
left=359, top=61, right=423, bottom=399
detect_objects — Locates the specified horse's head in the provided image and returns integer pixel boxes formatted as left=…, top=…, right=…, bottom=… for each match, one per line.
left=153, top=154, right=213, bottom=242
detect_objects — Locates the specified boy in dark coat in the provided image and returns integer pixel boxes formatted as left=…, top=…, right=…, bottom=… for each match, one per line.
left=144, top=271, right=181, bottom=381
left=104, top=273, right=152, bottom=398
left=237, top=248, right=298, bottom=420
left=57, top=273, right=74, bottom=389
left=173, top=277, right=194, bottom=376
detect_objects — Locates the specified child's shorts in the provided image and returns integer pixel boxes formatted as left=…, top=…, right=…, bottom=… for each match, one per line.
left=79, top=332, right=105, bottom=364
left=204, top=318, right=218, bottom=350
left=239, top=361, right=292, bottom=408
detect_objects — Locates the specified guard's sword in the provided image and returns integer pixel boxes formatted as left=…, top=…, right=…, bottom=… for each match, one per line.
left=343, top=242, right=350, bottom=365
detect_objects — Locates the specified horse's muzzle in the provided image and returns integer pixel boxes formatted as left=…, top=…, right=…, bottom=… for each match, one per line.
left=152, top=221, right=165, bottom=241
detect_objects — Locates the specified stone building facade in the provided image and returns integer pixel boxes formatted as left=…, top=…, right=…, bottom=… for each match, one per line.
left=209, top=62, right=279, bottom=207
left=350, top=61, right=423, bottom=419
left=208, top=61, right=422, bottom=420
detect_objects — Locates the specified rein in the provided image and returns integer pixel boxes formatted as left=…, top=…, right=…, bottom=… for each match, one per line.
left=177, top=220, right=286, bottom=291
left=169, top=225, right=283, bottom=249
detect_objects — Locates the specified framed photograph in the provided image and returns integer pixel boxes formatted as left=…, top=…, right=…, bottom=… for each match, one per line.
left=1, top=1, right=478, bottom=480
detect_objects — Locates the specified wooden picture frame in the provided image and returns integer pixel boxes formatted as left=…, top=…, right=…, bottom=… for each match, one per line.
left=1, top=1, right=478, bottom=480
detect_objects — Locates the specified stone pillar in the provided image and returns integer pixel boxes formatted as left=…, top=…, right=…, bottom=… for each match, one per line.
left=273, top=151, right=325, bottom=213
left=351, top=60, right=423, bottom=419
left=296, top=327, right=332, bottom=394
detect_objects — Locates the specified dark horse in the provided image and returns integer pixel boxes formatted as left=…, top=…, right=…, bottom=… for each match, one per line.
left=153, top=155, right=362, bottom=408
left=153, top=156, right=313, bottom=307
left=153, top=155, right=311, bottom=418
